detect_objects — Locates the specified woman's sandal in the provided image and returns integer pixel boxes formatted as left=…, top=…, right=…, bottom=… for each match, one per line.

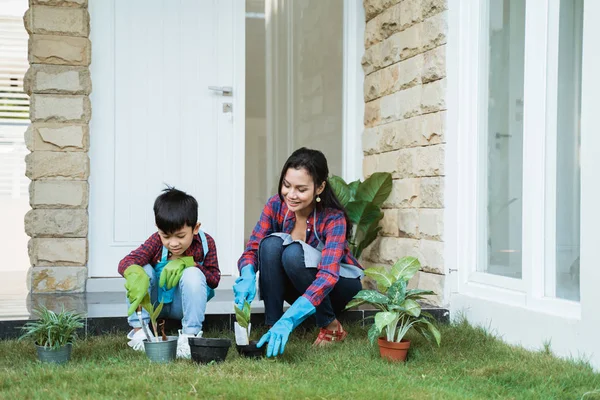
left=313, top=320, right=348, bottom=347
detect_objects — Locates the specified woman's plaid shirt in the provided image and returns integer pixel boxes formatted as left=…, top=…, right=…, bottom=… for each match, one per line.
left=238, top=195, right=362, bottom=307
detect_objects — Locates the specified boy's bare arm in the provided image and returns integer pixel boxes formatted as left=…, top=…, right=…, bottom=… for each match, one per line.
left=117, top=233, right=162, bottom=276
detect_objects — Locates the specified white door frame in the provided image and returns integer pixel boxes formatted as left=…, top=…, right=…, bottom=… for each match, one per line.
left=87, top=0, right=246, bottom=292
left=446, top=0, right=600, bottom=369
left=265, top=0, right=365, bottom=189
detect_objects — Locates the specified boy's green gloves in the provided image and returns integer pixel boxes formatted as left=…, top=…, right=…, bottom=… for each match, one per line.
left=158, top=256, right=196, bottom=290
left=124, top=265, right=150, bottom=316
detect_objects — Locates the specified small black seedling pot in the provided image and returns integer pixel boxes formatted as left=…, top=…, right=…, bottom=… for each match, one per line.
left=236, top=340, right=265, bottom=359
left=189, top=337, right=231, bottom=364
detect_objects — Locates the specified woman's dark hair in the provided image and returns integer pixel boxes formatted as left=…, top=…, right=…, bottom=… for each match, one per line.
left=278, top=147, right=352, bottom=238
left=154, top=186, right=198, bottom=234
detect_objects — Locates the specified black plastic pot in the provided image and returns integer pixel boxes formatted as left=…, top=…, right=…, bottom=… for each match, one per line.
left=188, top=337, right=231, bottom=364
left=236, top=340, right=265, bottom=359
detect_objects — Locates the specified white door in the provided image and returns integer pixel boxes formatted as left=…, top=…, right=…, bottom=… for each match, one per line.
left=88, top=0, right=245, bottom=283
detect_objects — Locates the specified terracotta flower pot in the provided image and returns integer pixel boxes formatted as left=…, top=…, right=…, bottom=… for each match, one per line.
left=377, top=338, right=410, bottom=362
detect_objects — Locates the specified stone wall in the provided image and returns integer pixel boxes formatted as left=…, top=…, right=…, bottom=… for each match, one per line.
left=361, top=0, right=447, bottom=305
left=23, top=0, right=91, bottom=293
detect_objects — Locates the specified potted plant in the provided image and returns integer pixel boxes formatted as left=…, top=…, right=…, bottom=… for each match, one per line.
left=19, top=306, right=84, bottom=364
left=139, top=300, right=178, bottom=363
left=346, top=256, right=441, bottom=362
left=329, top=172, right=392, bottom=258
left=233, top=301, right=264, bottom=358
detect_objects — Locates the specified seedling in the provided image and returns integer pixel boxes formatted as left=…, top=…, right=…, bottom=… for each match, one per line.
left=234, top=301, right=252, bottom=345
left=140, top=297, right=166, bottom=342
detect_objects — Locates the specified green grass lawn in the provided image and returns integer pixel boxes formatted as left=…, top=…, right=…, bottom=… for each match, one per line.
left=1, top=319, right=598, bottom=399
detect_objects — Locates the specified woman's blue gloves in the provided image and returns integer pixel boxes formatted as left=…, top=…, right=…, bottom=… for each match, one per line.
left=233, top=265, right=257, bottom=307
left=257, top=296, right=316, bottom=357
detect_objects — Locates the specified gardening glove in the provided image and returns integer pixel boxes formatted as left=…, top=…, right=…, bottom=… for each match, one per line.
left=124, top=265, right=150, bottom=316
left=233, top=265, right=256, bottom=308
left=158, top=256, right=196, bottom=290
left=257, top=296, right=316, bottom=357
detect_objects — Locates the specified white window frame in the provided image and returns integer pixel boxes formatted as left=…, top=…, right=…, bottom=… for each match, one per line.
left=446, top=0, right=588, bottom=318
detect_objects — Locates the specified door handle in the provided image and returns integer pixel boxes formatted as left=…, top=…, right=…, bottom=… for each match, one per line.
left=208, top=86, right=232, bottom=96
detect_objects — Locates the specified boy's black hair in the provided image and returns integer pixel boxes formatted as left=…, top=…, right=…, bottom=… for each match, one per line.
left=153, top=186, right=198, bottom=234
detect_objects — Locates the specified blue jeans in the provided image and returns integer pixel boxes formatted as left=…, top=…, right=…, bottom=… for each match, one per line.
left=259, top=236, right=362, bottom=328
left=126, top=264, right=208, bottom=335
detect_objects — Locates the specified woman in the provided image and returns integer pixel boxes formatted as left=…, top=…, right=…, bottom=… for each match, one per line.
left=233, top=148, right=364, bottom=358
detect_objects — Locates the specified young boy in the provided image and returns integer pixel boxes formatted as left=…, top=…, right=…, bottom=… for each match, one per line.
left=118, top=187, right=220, bottom=358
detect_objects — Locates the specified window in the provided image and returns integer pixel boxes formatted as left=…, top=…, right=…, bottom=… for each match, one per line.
left=450, top=0, right=584, bottom=307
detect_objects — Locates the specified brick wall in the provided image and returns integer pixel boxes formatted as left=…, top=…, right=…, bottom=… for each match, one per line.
left=361, top=0, right=447, bottom=305
left=23, top=0, right=91, bottom=293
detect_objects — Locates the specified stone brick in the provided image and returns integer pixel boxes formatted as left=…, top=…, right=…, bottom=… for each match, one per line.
left=362, top=126, right=380, bottom=155
left=364, top=55, right=423, bottom=101
left=29, top=180, right=88, bottom=208
left=399, top=0, right=423, bottom=31
left=378, top=112, right=445, bottom=153
left=24, top=65, right=91, bottom=95
left=29, top=34, right=91, bottom=66
left=414, top=271, right=445, bottom=306
left=30, top=94, right=90, bottom=122
left=363, top=0, right=402, bottom=21
left=420, top=177, right=444, bottom=208
left=25, top=209, right=88, bottom=237
left=421, top=11, right=448, bottom=52
left=24, top=6, right=89, bottom=37
left=31, top=266, right=87, bottom=293
left=419, top=208, right=444, bottom=240
left=378, top=237, right=420, bottom=264
left=25, top=151, right=89, bottom=179
left=421, top=78, right=446, bottom=114
left=380, top=209, right=399, bottom=236
left=364, top=98, right=380, bottom=127
left=395, top=147, right=415, bottom=178
left=29, top=238, right=87, bottom=266
left=25, top=123, right=88, bottom=151
left=380, top=84, right=421, bottom=124
left=363, top=150, right=399, bottom=177
left=398, top=208, right=419, bottom=238
left=414, top=144, right=444, bottom=177
left=422, top=45, right=446, bottom=83
left=421, top=0, right=448, bottom=19
left=418, top=239, right=444, bottom=274
left=384, top=178, right=420, bottom=208
left=32, top=0, right=87, bottom=7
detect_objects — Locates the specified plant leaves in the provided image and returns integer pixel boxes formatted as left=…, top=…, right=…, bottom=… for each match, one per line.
left=354, top=225, right=382, bottom=259
left=353, top=289, right=389, bottom=306
left=391, top=256, right=421, bottom=281
left=375, top=311, right=399, bottom=333
left=329, top=175, right=352, bottom=207
left=344, top=298, right=366, bottom=310
left=234, top=301, right=251, bottom=329
left=368, top=323, right=381, bottom=346
left=346, top=201, right=383, bottom=229
left=364, top=267, right=394, bottom=293
left=151, top=301, right=164, bottom=323
left=348, top=180, right=360, bottom=200
left=405, top=289, right=435, bottom=300
left=387, top=279, right=407, bottom=305
left=355, top=172, right=393, bottom=207
left=400, top=299, right=421, bottom=317
left=415, top=319, right=441, bottom=346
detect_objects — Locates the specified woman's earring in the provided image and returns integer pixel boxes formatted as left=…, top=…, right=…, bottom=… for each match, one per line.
left=316, top=195, right=321, bottom=203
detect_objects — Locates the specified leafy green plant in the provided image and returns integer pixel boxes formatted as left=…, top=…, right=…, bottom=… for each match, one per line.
left=140, top=298, right=165, bottom=341
left=345, top=256, right=441, bottom=346
left=234, top=301, right=251, bottom=338
left=19, top=306, right=84, bottom=349
left=329, top=172, right=392, bottom=258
